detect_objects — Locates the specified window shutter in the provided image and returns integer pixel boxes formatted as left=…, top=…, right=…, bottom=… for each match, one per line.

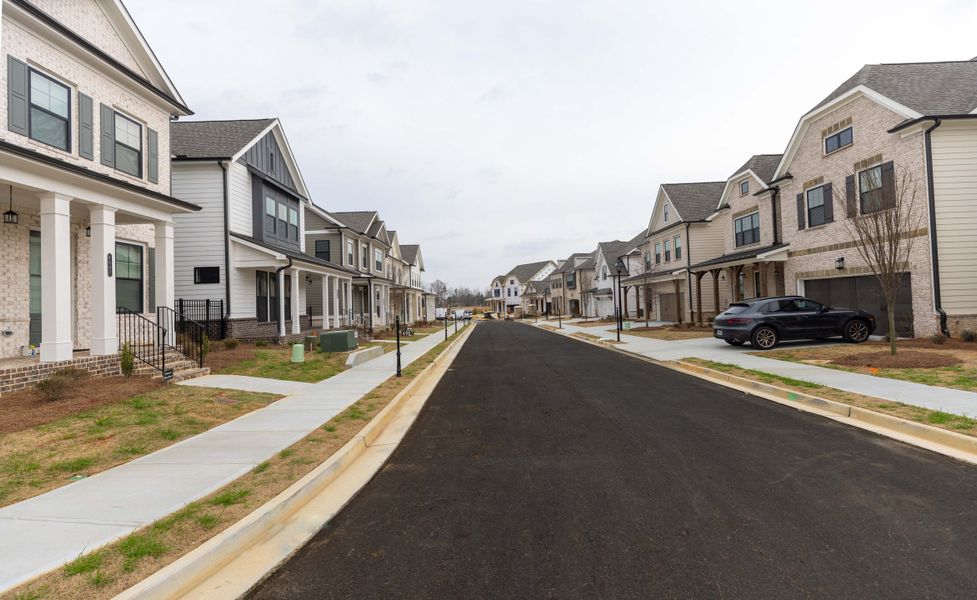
left=823, top=182, right=834, bottom=223
left=881, top=160, right=896, bottom=208
left=147, top=128, right=158, bottom=183
left=7, top=56, right=28, bottom=135
left=796, top=193, right=805, bottom=230
left=100, top=104, right=115, bottom=167
left=78, top=93, right=94, bottom=159
left=148, top=247, right=156, bottom=311
left=845, top=175, right=856, bottom=217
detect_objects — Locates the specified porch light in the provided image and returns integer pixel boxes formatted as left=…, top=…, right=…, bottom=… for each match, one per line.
left=3, top=185, right=17, bottom=225
left=305, top=273, right=312, bottom=286
left=835, top=257, right=845, bottom=271
left=85, top=226, right=91, bottom=237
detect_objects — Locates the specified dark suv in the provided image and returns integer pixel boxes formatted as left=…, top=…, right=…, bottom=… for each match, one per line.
left=713, top=296, right=876, bottom=350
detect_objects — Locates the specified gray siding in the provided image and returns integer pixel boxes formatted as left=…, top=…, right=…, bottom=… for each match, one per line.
left=239, top=130, right=297, bottom=192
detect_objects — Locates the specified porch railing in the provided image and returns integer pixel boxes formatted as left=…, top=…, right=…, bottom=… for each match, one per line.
left=175, top=298, right=226, bottom=341
left=157, top=306, right=207, bottom=368
left=117, top=307, right=166, bottom=377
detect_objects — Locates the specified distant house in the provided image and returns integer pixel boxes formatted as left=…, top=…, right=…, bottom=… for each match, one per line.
left=589, top=235, right=643, bottom=319
left=486, top=260, right=557, bottom=316
left=550, top=251, right=597, bottom=317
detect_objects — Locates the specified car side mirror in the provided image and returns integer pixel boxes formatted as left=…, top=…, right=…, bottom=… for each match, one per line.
left=819, top=306, right=830, bottom=313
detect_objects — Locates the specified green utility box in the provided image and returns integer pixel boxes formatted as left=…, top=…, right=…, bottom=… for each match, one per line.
left=291, top=344, right=305, bottom=362
left=319, top=330, right=357, bottom=352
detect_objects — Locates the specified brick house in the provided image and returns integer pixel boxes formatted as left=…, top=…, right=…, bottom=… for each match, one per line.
left=0, top=0, right=197, bottom=373
left=549, top=251, right=596, bottom=317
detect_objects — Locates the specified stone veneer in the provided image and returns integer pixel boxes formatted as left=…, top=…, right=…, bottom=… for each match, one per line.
left=0, top=353, right=120, bottom=397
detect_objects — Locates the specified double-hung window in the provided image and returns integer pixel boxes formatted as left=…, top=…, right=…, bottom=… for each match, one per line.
left=347, top=240, right=354, bottom=265
left=674, top=236, right=682, bottom=260
left=264, top=197, right=277, bottom=233
left=806, top=185, right=827, bottom=227
left=740, top=180, right=749, bottom=195
left=664, top=240, right=671, bottom=262
left=654, top=243, right=661, bottom=264
left=858, top=165, right=883, bottom=213
left=28, top=69, right=70, bottom=151
left=361, top=244, right=368, bottom=269
left=824, top=127, right=852, bottom=154
left=287, top=207, right=298, bottom=240
left=114, top=113, right=142, bottom=177
left=115, top=242, right=143, bottom=313
left=315, top=240, right=330, bottom=261
left=375, top=249, right=383, bottom=271
left=663, top=204, right=670, bottom=223
left=566, top=272, right=576, bottom=289
left=734, top=212, right=760, bottom=247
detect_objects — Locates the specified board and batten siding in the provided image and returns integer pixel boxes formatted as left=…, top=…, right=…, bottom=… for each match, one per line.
left=931, top=120, right=977, bottom=314
left=171, top=162, right=226, bottom=302
left=228, top=161, right=253, bottom=236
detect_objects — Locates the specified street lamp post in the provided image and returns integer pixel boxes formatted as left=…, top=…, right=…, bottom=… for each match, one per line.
left=615, top=258, right=626, bottom=342
left=395, top=316, right=402, bottom=377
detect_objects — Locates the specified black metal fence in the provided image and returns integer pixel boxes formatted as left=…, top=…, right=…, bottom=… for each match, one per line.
left=176, top=298, right=227, bottom=341
left=157, top=306, right=206, bottom=368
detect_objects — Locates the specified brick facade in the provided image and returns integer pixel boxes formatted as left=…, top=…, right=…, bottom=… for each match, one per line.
left=227, top=316, right=313, bottom=342
left=0, top=353, right=121, bottom=397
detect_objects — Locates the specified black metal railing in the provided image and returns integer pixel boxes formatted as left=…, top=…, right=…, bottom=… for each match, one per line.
left=157, top=306, right=207, bottom=368
left=117, top=307, right=166, bottom=376
left=176, top=298, right=226, bottom=341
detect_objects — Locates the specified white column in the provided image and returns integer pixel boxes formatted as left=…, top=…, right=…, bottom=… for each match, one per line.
left=290, top=268, right=301, bottom=334
left=321, top=275, right=331, bottom=330
left=277, top=267, right=286, bottom=337
left=89, top=205, right=117, bottom=355
left=39, top=193, right=73, bottom=362
left=346, top=279, right=352, bottom=325
left=153, top=221, right=174, bottom=310
left=332, top=276, right=340, bottom=329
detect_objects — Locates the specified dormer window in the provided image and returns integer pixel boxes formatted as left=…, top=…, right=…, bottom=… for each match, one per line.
left=663, top=203, right=670, bottom=222
left=28, top=69, right=70, bottom=151
left=824, top=126, right=853, bottom=154
left=740, top=180, right=749, bottom=195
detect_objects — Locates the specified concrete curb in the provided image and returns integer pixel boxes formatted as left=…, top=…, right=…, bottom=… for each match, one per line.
left=115, top=323, right=476, bottom=600
left=344, top=345, right=385, bottom=367
left=526, top=321, right=977, bottom=465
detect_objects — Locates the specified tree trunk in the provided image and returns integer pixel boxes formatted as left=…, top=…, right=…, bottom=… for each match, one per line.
left=887, top=300, right=897, bottom=356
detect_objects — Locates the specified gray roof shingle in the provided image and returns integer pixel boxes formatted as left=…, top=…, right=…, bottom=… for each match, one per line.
left=660, top=182, right=726, bottom=223
left=330, top=211, right=378, bottom=235
left=171, top=119, right=275, bottom=159
left=730, top=154, right=783, bottom=184
left=507, top=260, right=553, bottom=282
left=400, top=244, right=419, bottom=264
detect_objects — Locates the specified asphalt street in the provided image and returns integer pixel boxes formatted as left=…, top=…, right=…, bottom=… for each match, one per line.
left=249, top=321, right=977, bottom=599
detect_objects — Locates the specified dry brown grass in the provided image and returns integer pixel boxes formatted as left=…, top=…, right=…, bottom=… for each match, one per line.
left=3, top=329, right=466, bottom=600
left=830, top=350, right=960, bottom=369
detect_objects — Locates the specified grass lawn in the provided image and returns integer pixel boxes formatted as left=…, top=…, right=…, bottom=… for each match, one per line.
left=212, top=342, right=389, bottom=383
left=626, top=326, right=714, bottom=341
left=4, top=328, right=468, bottom=600
left=752, top=341, right=977, bottom=393
left=682, top=357, right=977, bottom=435
left=0, top=386, right=280, bottom=508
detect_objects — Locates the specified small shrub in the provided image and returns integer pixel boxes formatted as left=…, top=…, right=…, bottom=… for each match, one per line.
left=254, top=339, right=269, bottom=347
left=120, top=342, right=135, bottom=378
left=931, top=333, right=948, bottom=345
left=962, top=330, right=977, bottom=343
left=223, top=338, right=240, bottom=350
left=36, top=368, right=85, bottom=402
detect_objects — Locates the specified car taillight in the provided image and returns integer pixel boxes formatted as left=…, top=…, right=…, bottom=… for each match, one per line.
left=724, top=317, right=753, bottom=325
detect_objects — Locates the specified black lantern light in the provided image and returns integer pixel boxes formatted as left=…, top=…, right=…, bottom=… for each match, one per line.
left=3, top=185, right=17, bottom=225
left=835, top=257, right=845, bottom=271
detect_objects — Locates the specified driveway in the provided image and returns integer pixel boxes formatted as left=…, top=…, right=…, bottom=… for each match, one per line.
left=249, top=321, right=977, bottom=599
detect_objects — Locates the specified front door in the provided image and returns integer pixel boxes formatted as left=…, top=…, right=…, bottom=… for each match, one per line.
left=29, top=231, right=41, bottom=347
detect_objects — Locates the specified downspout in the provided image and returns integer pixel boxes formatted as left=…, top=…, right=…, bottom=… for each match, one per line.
left=769, top=186, right=780, bottom=245
left=275, top=256, right=292, bottom=337
left=924, top=118, right=950, bottom=337
left=685, top=222, right=693, bottom=323
left=368, top=277, right=374, bottom=332
left=217, top=160, right=231, bottom=320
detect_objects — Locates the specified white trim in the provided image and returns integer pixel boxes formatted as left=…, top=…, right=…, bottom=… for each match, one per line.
left=717, top=168, right=770, bottom=209
left=229, top=120, right=312, bottom=200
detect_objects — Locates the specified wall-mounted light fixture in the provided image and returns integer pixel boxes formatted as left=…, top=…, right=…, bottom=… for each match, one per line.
left=85, top=226, right=91, bottom=237
left=3, top=185, right=18, bottom=225
left=835, top=257, right=845, bottom=271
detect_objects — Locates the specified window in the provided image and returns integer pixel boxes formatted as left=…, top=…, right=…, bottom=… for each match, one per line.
left=265, top=197, right=277, bottom=233
left=737, top=271, right=746, bottom=300
left=315, top=239, right=330, bottom=261
left=194, top=267, right=220, bottom=284
left=654, top=243, right=661, bottom=264
left=663, top=203, right=670, bottom=223
left=740, top=180, right=749, bottom=196
left=806, top=185, right=827, bottom=227
left=566, top=272, right=576, bottom=289
left=28, top=69, right=70, bottom=150
left=858, top=165, right=883, bottom=213
left=754, top=271, right=761, bottom=297
left=674, top=236, right=682, bottom=260
left=510, top=279, right=515, bottom=285
left=824, top=126, right=852, bottom=154
left=114, top=113, right=142, bottom=177
left=288, top=207, right=298, bottom=240
left=115, top=242, right=143, bottom=312
left=375, top=249, right=383, bottom=271
left=734, top=212, right=760, bottom=247
left=347, top=240, right=354, bottom=265
left=278, top=204, right=288, bottom=236
left=601, top=267, right=608, bottom=280
left=256, top=272, right=269, bottom=322
left=361, top=244, right=368, bottom=269
left=664, top=240, right=671, bottom=262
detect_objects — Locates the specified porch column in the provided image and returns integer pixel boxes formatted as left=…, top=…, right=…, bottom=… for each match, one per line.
left=153, top=221, right=175, bottom=310
left=346, top=279, right=353, bottom=325
left=759, top=263, right=770, bottom=297
left=290, top=268, right=301, bottom=334
left=277, top=267, right=286, bottom=337
left=39, top=192, right=73, bottom=362
left=673, top=278, right=683, bottom=324
left=320, top=275, right=330, bottom=329
left=695, top=272, right=704, bottom=326
left=711, top=269, right=720, bottom=316
left=332, top=276, right=341, bottom=328
left=90, top=205, right=117, bottom=355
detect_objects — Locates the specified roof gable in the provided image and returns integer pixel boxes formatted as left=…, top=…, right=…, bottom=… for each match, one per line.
left=507, top=260, right=556, bottom=283
left=330, top=211, right=378, bottom=235
left=718, top=154, right=783, bottom=207
left=650, top=183, right=724, bottom=233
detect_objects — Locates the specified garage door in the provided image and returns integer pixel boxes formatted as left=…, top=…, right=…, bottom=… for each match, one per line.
left=658, top=293, right=684, bottom=322
left=803, top=274, right=912, bottom=337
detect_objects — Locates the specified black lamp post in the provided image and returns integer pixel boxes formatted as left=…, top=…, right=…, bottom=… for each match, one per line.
left=615, top=258, right=626, bottom=342
left=395, top=315, right=402, bottom=377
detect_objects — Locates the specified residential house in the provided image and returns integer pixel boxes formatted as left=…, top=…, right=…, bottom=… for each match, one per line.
left=486, top=274, right=506, bottom=315
left=0, top=0, right=198, bottom=375
left=487, top=260, right=557, bottom=316
left=396, top=240, right=430, bottom=322
left=626, top=182, right=725, bottom=323
left=550, top=252, right=596, bottom=317
left=521, top=279, right=550, bottom=316
left=687, top=155, right=785, bottom=320
left=589, top=235, right=644, bottom=319
left=170, top=119, right=358, bottom=341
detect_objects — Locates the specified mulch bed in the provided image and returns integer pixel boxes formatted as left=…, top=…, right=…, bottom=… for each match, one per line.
left=0, top=376, right=162, bottom=434
left=830, top=350, right=961, bottom=369
left=204, top=343, right=261, bottom=372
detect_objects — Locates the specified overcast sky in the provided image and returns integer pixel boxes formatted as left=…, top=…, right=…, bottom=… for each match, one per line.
left=129, top=0, right=977, bottom=290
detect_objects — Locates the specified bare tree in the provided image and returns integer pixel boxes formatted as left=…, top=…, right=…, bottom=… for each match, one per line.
left=840, top=163, right=921, bottom=355
left=428, top=280, right=449, bottom=307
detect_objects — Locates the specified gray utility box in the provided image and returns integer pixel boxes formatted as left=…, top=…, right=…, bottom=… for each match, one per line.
left=319, top=330, right=357, bottom=352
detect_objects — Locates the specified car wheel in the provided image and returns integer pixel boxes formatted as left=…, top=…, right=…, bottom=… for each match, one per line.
left=751, top=326, right=779, bottom=350
left=724, top=339, right=745, bottom=346
left=843, top=319, right=871, bottom=343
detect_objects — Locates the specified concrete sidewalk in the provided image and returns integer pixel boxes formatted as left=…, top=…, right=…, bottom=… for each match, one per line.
left=539, top=321, right=977, bottom=418
left=0, top=328, right=461, bottom=593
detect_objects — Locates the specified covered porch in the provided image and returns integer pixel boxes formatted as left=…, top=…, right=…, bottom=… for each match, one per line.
left=690, top=243, right=789, bottom=321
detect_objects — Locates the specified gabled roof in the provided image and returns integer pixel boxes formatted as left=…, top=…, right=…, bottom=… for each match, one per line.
left=367, top=220, right=390, bottom=246
left=507, top=260, right=554, bottom=282
left=660, top=182, right=726, bottom=223
left=730, top=154, right=782, bottom=184
left=171, top=119, right=275, bottom=159
left=400, top=244, right=420, bottom=264
left=331, top=211, right=378, bottom=235
left=553, top=252, right=592, bottom=274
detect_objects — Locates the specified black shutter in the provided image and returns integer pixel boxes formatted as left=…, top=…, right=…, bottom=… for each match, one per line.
left=147, top=128, right=158, bottom=183
left=78, top=93, right=94, bottom=159
left=796, top=193, right=806, bottom=230
left=823, top=182, right=834, bottom=223
left=100, top=104, right=115, bottom=167
left=7, top=56, right=28, bottom=135
left=845, top=175, right=856, bottom=217
left=881, top=160, right=896, bottom=208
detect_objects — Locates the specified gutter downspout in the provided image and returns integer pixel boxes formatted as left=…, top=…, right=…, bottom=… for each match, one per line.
left=924, top=118, right=950, bottom=337
left=770, top=186, right=780, bottom=245
left=217, top=160, right=231, bottom=321
left=685, top=222, right=693, bottom=323
left=275, top=256, right=293, bottom=338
